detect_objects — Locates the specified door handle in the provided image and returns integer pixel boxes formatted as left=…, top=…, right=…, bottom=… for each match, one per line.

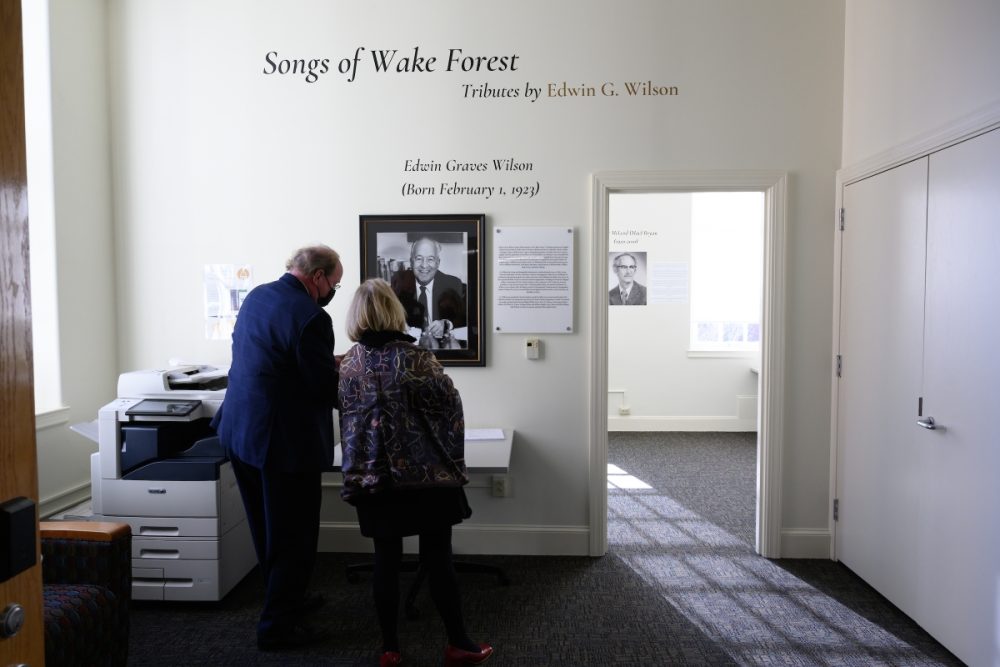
left=1, top=603, right=25, bottom=638
left=917, top=417, right=937, bottom=430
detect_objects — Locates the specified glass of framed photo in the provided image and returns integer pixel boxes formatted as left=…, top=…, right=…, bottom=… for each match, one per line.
left=359, top=213, right=485, bottom=366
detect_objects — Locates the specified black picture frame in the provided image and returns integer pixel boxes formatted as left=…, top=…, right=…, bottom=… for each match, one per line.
left=359, top=213, right=485, bottom=367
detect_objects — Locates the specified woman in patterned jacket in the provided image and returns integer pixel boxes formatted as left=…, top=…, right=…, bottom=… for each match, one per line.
left=339, top=278, right=494, bottom=667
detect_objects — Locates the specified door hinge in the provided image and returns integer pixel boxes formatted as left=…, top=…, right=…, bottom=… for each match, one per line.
left=835, top=354, right=842, bottom=378
left=833, top=498, right=839, bottom=522
left=839, top=208, right=845, bottom=231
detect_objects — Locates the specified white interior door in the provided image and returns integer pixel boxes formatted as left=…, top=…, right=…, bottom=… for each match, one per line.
left=917, top=127, right=1000, bottom=667
left=835, top=157, right=928, bottom=610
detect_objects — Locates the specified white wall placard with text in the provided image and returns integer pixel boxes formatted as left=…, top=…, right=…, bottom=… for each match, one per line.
left=493, top=226, right=574, bottom=333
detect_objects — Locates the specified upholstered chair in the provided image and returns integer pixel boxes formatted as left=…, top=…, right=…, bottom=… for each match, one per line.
left=39, top=521, right=132, bottom=667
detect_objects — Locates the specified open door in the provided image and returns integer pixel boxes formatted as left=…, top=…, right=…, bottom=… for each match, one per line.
left=0, top=0, right=45, bottom=663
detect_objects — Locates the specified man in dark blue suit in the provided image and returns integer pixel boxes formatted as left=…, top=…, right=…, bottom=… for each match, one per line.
left=213, top=244, right=343, bottom=650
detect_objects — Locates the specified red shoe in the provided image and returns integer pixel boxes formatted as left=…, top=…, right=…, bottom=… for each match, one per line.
left=444, top=643, right=494, bottom=665
left=380, top=651, right=402, bottom=666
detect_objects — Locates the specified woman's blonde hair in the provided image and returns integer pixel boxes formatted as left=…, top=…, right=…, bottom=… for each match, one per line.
left=345, top=278, right=408, bottom=341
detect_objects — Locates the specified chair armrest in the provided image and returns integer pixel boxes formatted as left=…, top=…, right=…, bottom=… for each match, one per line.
left=40, top=520, right=131, bottom=541
left=39, top=520, right=132, bottom=604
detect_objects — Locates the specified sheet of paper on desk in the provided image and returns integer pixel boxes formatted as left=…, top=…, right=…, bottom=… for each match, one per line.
left=466, top=428, right=505, bottom=440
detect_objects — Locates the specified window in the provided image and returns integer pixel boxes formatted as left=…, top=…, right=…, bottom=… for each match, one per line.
left=23, top=0, right=64, bottom=416
left=689, top=192, right=764, bottom=353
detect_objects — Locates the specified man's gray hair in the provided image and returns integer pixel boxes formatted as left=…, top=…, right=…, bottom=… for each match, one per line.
left=286, top=244, right=340, bottom=275
left=613, top=253, right=637, bottom=268
left=409, top=237, right=442, bottom=259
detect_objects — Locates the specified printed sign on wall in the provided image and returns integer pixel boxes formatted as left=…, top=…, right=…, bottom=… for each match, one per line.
left=204, top=264, right=253, bottom=340
left=493, top=226, right=574, bottom=333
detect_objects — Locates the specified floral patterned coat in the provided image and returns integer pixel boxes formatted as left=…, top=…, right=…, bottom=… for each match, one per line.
left=338, top=338, right=468, bottom=502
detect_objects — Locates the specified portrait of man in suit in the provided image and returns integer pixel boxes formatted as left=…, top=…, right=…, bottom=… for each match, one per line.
left=609, top=251, right=647, bottom=306
left=390, top=237, right=468, bottom=348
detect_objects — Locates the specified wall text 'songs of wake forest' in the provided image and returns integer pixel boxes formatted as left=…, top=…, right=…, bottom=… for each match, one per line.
left=262, top=47, right=520, bottom=83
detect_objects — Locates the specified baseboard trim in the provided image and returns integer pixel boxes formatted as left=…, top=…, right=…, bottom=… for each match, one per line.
left=608, top=416, right=757, bottom=432
left=780, top=528, right=831, bottom=559
left=39, top=481, right=91, bottom=519
left=319, top=522, right=591, bottom=556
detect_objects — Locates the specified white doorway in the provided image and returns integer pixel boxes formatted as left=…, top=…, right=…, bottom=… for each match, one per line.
left=589, top=171, right=788, bottom=558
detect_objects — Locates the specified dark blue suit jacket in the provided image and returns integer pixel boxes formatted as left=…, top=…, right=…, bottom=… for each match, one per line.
left=214, top=273, right=338, bottom=472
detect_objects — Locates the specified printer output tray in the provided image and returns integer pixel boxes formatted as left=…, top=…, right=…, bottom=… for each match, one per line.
left=123, top=456, right=226, bottom=481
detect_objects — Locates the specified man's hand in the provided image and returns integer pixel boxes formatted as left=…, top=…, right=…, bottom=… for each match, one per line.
left=427, top=319, right=453, bottom=339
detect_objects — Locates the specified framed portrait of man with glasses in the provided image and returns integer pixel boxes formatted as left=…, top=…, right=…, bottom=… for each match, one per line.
left=608, top=251, right=647, bottom=306
left=359, top=214, right=485, bottom=366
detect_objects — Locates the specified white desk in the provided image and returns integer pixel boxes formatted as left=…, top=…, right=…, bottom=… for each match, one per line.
left=332, top=427, right=512, bottom=473
left=462, top=428, right=513, bottom=473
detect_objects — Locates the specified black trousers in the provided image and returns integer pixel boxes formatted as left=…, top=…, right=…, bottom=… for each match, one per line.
left=373, top=528, right=473, bottom=652
left=229, top=453, right=321, bottom=635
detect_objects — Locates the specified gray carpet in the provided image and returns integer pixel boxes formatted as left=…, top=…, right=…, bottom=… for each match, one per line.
left=125, top=432, right=963, bottom=666
left=606, top=431, right=961, bottom=666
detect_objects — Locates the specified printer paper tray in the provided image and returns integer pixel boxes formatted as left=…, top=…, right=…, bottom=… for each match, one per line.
left=132, top=559, right=225, bottom=601
left=98, top=514, right=225, bottom=539
left=134, top=536, right=225, bottom=560
left=99, top=478, right=220, bottom=517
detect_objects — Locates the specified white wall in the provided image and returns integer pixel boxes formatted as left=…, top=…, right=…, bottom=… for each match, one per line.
left=607, top=193, right=759, bottom=431
left=842, top=0, right=1000, bottom=167
left=43, top=0, right=844, bottom=554
left=35, top=0, right=119, bottom=517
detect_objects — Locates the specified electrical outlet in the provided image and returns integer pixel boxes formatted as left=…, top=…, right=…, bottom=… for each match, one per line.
left=491, top=475, right=509, bottom=497
left=618, top=405, right=631, bottom=416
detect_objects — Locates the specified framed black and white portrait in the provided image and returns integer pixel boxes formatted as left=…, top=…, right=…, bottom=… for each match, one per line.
left=608, top=250, right=648, bottom=306
left=359, top=213, right=485, bottom=366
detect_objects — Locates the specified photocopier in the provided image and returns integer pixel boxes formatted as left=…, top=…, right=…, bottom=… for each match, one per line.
left=79, top=365, right=256, bottom=601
